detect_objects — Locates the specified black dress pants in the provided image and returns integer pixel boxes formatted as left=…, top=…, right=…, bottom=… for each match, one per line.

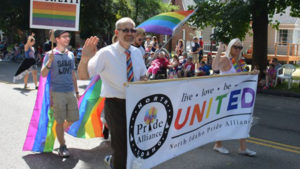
left=104, top=98, right=127, bottom=169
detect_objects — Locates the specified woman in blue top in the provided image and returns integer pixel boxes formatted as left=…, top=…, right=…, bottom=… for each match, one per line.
left=24, top=35, right=38, bottom=89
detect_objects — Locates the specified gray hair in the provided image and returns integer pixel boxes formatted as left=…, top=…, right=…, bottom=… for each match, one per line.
left=225, top=38, right=243, bottom=60
left=115, top=17, right=136, bottom=30
left=159, top=51, right=166, bottom=56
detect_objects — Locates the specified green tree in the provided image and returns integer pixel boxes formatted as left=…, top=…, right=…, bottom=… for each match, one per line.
left=113, top=0, right=132, bottom=20
left=191, top=0, right=300, bottom=72
left=0, top=0, right=177, bottom=45
left=0, top=0, right=30, bottom=43
left=129, top=0, right=178, bottom=25
left=79, top=0, right=117, bottom=41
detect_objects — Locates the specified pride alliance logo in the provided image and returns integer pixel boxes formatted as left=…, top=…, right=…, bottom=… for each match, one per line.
left=129, top=94, right=173, bottom=159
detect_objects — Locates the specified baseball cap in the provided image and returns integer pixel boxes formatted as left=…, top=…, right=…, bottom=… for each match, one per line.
left=54, top=30, right=68, bottom=38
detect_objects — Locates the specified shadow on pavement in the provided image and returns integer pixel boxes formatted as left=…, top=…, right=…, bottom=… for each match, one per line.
left=23, top=152, right=79, bottom=169
left=13, top=87, right=36, bottom=95
left=79, top=85, right=88, bottom=90
left=23, top=141, right=111, bottom=169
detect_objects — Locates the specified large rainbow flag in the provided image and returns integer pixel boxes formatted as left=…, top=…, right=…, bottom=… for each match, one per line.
left=30, top=0, right=80, bottom=31
left=137, top=10, right=195, bottom=35
left=22, top=74, right=56, bottom=152
left=66, top=75, right=105, bottom=138
left=23, top=75, right=104, bottom=152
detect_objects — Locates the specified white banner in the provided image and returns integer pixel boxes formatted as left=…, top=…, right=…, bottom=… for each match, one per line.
left=30, top=0, right=80, bottom=31
left=126, top=74, right=258, bottom=169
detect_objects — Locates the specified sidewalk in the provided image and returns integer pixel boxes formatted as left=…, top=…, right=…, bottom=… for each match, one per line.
left=259, top=88, right=300, bottom=98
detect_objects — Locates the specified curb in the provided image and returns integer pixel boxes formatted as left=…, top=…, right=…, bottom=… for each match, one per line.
left=259, top=89, right=300, bottom=98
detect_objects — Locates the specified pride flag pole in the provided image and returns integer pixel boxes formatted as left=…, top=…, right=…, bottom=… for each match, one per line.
left=155, top=8, right=198, bottom=55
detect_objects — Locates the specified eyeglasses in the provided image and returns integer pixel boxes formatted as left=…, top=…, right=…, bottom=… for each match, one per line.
left=61, top=35, right=71, bottom=39
left=118, top=28, right=137, bottom=33
left=232, top=45, right=243, bottom=50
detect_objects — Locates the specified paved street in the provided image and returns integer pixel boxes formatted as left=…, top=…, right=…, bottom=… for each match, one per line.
left=0, top=61, right=299, bottom=169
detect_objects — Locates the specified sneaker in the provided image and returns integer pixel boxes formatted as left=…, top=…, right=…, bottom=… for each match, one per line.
left=239, top=148, right=256, bottom=157
left=58, top=145, right=70, bottom=158
left=104, top=155, right=113, bottom=169
left=150, top=74, right=155, bottom=79
left=213, top=146, right=230, bottom=154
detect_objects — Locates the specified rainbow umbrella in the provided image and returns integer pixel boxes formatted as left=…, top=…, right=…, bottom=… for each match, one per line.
left=137, top=10, right=195, bottom=35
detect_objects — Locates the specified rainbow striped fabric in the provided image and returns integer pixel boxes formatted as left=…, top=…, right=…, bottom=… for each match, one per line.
left=30, top=0, right=80, bottom=30
left=137, top=10, right=194, bottom=35
left=66, top=75, right=105, bottom=138
left=23, top=75, right=104, bottom=152
left=23, top=74, right=56, bottom=152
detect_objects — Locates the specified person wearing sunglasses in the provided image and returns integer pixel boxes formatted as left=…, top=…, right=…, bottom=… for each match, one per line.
left=150, top=36, right=159, bottom=52
left=41, top=30, right=80, bottom=158
left=78, top=17, right=147, bottom=169
left=212, top=38, right=256, bottom=157
left=132, top=28, right=147, bottom=62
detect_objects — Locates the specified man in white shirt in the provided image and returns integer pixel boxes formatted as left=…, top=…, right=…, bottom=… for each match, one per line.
left=78, top=17, right=147, bottom=169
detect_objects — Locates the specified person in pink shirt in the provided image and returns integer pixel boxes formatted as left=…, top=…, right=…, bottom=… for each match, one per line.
left=147, top=51, right=169, bottom=79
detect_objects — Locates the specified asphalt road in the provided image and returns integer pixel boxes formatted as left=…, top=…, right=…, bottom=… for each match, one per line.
left=0, top=61, right=299, bottom=169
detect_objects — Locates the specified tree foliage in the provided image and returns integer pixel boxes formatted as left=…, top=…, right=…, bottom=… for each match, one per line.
left=190, top=0, right=300, bottom=70
left=0, top=0, right=176, bottom=44
left=0, top=0, right=30, bottom=42
left=129, top=0, right=178, bottom=25
left=191, top=0, right=300, bottom=42
left=79, top=0, right=116, bottom=40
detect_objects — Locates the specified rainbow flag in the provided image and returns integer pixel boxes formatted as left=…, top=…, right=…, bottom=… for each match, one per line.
left=137, top=10, right=195, bottom=35
left=66, top=75, right=105, bottom=138
left=23, top=74, right=56, bottom=152
left=30, top=0, right=80, bottom=31
left=23, top=75, right=104, bottom=152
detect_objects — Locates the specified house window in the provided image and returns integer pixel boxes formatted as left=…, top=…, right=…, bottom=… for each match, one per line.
left=279, top=29, right=288, bottom=44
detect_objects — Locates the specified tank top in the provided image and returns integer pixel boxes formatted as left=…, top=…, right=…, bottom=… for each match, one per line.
left=25, top=47, right=35, bottom=59
left=220, top=58, right=236, bottom=75
left=220, top=57, right=247, bottom=75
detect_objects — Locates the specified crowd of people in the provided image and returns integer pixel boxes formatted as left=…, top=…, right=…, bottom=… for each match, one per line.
left=128, top=28, right=210, bottom=80
left=3, top=15, right=289, bottom=169
left=76, top=18, right=262, bottom=169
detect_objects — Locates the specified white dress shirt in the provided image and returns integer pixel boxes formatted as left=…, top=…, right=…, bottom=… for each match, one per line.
left=88, top=42, right=147, bottom=99
left=138, top=46, right=146, bottom=57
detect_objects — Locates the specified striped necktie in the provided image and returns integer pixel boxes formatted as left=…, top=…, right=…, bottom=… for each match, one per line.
left=125, top=49, right=134, bottom=82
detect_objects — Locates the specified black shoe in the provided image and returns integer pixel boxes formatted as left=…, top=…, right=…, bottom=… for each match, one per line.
left=35, top=86, right=38, bottom=90
left=103, top=125, right=109, bottom=140
left=58, top=145, right=70, bottom=158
